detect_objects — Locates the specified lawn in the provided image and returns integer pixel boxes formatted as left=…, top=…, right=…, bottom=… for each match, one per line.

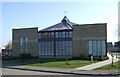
left=29, top=60, right=97, bottom=68
left=95, top=60, right=120, bottom=70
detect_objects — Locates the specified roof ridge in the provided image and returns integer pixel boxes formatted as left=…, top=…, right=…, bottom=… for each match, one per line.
left=61, top=16, right=70, bottom=22
left=39, top=16, right=75, bottom=32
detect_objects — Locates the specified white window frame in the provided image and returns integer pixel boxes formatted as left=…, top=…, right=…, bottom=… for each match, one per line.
left=25, top=37, right=28, bottom=53
left=20, top=37, right=23, bottom=53
left=89, top=40, right=106, bottom=56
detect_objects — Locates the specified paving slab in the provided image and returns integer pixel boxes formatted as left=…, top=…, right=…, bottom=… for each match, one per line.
left=75, top=53, right=119, bottom=70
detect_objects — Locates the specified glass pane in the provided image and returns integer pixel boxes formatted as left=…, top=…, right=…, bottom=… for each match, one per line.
left=43, top=42, right=45, bottom=56
left=47, top=42, right=49, bottom=56
left=47, top=33, right=50, bottom=38
left=45, top=42, right=48, bottom=56
left=51, top=41, right=54, bottom=56
left=93, top=41, right=97, bottom=56
left=39, top=33, right=41, bottom=39
left=89, top=41, right=92, bottom=55
left=62, top=41, right=65, bottom=56
left=58, top=41, right=60, bottom=56
left=25, top=38, right=28, bottom=53
left=97, top=40, right=101, bottom=56
left=62, top=32, right=65, bottom=38
left=51, top=32, right=54, bottom=38
left=66, top=41, right=69, bottom=56
left=66, top=32, right=69, bottom=37
left=39, top=42, right=41, bottom=56
left=41, top=33, right=44, bottom=39
left=42, top=42, right=45, bottom=56
left=59, top=32, right=62, bottom=38
left=44, top=33, right=48, bottom=39
left=39, top=42, right=40, bottom=55
left=59, top=41, right=62, bottom=56
left=69, top=41, right=71, bottom=55
left=69, top=31, right=72, bottom=37
left=55, top=32, right=59, bottom=38
left=56, top=41, right=59, bottom=56
left=102, top=40, right=106, bottom=56
left=20, top=38, right=23, bottom=53
left=39, top=42, right=42, bottom=56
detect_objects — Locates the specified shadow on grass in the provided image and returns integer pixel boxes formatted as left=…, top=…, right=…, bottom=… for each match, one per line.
left=2, top=58, right=76, bottom=67
left=2, top=57, right=101, bottom=68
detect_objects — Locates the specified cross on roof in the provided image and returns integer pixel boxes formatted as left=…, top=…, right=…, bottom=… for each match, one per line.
left=64, top=11, right=67, bottom=16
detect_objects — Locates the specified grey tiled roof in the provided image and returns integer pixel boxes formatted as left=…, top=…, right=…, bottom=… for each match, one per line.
left=114, top=41, right=120, bottom=47
left=40, top=16, right=77, bottom=31
left=107, top=42, right=113, bottom=47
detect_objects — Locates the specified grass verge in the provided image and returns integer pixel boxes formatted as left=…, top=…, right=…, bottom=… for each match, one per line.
left=95, top=60, right=120, bottom=70
left=29, top=60, right=97, bottom=68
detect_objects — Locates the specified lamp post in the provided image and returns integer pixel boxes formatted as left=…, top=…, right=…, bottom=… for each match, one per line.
left=88, top=53, right=94, bottom=64
left=91, top=53, right=94, bottom=64
left=116, top=52, right=117, bottom=58
left=111, top=53, right=114, bottom=67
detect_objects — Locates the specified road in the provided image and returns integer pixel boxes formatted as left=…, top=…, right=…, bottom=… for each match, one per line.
left=2, top=67, right=66, bottom=75
left=2, top=67, right=119, bottom=77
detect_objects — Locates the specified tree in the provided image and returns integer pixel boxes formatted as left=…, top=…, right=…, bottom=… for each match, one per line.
left=5, top=40, right=12, bottom=50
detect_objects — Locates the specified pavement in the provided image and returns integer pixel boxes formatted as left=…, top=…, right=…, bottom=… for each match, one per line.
left=2, top=53, right=120, bottom=76
left=75, top=53, right=119, bottom=70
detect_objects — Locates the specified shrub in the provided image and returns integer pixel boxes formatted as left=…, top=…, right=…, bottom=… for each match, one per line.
left=73, top=54, right=88, bottom=60
left=93, top=56, right=109, bottom=61
left=20, top=53, right=31, bottom=61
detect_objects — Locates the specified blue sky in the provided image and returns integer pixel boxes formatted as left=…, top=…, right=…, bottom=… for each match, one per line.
left=1, top=1, right=119, bottom=46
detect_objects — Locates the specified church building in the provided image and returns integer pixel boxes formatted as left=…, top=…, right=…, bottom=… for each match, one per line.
left=12, top=16, right=107, bottom=59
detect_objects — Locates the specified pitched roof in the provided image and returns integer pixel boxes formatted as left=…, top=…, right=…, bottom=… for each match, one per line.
left=39, top=16, right=78, bottom=32
left=107, top=42, right=113, bottom=47
left=114, top=41, right=120, bottom=47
